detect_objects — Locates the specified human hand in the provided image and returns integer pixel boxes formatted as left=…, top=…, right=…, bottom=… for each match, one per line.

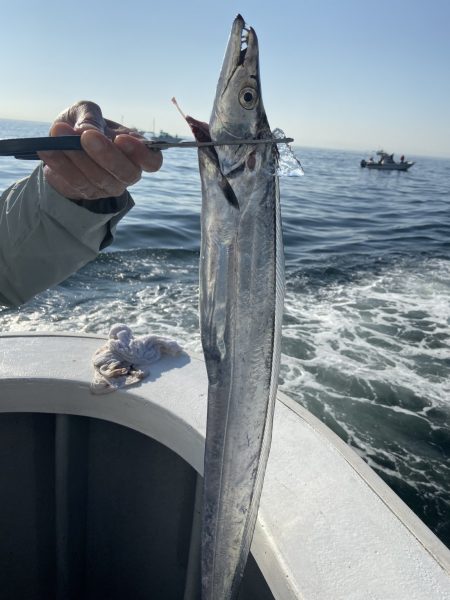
left=38, top=100, right=163, bottom=200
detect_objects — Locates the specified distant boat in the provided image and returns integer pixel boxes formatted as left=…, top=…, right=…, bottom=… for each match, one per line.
left=361, top=150, right=415, bottom=171
left=150, top=129, right=183, bottom=144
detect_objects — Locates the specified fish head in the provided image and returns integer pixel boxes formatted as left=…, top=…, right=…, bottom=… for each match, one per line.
left=210, top=15, right=271, bottom=173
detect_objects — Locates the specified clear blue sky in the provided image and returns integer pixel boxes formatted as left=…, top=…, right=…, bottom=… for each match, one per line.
left=1, top=0, right=449, bottom=157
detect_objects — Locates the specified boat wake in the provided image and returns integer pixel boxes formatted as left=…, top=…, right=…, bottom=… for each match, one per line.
left=281, top=254, right=450, bottom=545
left=1, top=252, right=449, bottom=548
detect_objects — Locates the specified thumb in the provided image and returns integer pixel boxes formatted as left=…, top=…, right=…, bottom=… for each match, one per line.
left=55, top=100, right=107, bottom=134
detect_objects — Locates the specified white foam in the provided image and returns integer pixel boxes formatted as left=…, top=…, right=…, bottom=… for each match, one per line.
left=281, top=257, right=450, bottom=411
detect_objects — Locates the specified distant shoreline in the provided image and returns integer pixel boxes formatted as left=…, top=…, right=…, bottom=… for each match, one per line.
left=1, top=117, right=449, bottom=161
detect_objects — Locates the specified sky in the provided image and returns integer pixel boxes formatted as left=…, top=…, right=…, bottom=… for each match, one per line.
left=0, top=0, right=449, bottom=157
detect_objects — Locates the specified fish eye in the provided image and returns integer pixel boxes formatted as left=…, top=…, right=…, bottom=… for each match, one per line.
left=239, top=87, right=258, bottom=110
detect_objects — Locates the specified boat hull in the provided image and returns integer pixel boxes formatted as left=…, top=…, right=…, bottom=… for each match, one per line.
left=0, top=333, right=449, bottom=599
left=366, top=163, right=414, bottom=171
left=361, top=159, right=415, bottom=171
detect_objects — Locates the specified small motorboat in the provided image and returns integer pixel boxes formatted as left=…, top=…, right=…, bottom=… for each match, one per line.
left=361, top=150, right=415, bottom=171
left=151, top=129, right=183, bottom=144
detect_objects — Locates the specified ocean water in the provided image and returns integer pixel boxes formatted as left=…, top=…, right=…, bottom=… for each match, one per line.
left=1, top=118, right=450, bottom=548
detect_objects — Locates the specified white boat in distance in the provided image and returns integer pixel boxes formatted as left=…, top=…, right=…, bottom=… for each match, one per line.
left=361, top=150, right=415, bottom=171
left=151, top=129, right=183, bottom=144
left=1, top=332, right=450, bottom=599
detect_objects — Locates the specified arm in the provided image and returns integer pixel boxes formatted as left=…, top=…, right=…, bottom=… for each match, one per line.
left=0, top=164, right=132, bottom=306
left=0, top=101, right=162, bottom=307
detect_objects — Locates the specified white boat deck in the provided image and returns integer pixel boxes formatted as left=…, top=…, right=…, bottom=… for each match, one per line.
left=1, top=333, right=449, bottom=600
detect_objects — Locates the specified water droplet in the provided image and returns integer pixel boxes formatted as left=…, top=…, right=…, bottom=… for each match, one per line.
left=272, top=128, right=304, bottom=176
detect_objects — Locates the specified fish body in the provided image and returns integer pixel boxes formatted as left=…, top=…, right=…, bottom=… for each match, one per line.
left=188, top=14, right=285, bottom=599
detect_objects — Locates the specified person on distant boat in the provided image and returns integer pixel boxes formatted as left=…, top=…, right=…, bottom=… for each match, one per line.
left=0, top=100, right=163, bottom=308
left=400, top=155, right=405, bottom=163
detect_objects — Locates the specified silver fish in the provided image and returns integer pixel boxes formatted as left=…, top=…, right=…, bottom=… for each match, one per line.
left=186, top=14, right=285, bottom=600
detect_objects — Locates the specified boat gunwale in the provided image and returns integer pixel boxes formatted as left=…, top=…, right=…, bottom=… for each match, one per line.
left=0, top=333, right=449, bottom=598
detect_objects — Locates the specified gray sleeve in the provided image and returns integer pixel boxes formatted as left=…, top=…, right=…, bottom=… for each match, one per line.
left=0, top=163, right=134, bottom=307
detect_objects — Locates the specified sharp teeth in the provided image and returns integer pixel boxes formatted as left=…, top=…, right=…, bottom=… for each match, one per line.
left=240, top=28, right=249, bottom=51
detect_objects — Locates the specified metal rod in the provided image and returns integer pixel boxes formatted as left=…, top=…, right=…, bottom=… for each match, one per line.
left=0, top=135, right=294, bottom=160
left=143, top=137, right=294, bottom=150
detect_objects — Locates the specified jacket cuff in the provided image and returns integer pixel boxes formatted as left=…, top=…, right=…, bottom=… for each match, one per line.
left=37, top=163, right=134, bottom=250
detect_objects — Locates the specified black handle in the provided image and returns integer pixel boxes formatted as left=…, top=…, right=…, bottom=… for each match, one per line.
left=0, top=136, right=83, bottom=160
left=0, top=134, right=296, bottom=160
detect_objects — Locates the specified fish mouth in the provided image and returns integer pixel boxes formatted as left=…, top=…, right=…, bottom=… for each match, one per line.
left=185, top=15, right=260, bottom=145
left=208, top=14, right=262, bottom=147
left=220, top=14, right=259, bottom=89
left=235, top=14, right=251, bottom=67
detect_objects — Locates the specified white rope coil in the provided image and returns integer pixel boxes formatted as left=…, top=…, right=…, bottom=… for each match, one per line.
left=91, top=324, right=183, bottom=394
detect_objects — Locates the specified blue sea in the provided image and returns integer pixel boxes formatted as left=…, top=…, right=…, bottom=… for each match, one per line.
left=1, top=118, right=449, bottom=549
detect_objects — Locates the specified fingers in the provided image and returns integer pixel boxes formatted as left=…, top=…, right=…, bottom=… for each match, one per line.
left=49, top=121, right=77, bottom=137
left=40, top=131, right=139, bottom=200
left=81, top=130, right=141, bottom=182
left=52, top=102, right=144, bottom=140
left=114, top=134, right=163, bottom=173
left=39, top=131, right=162, bottom=200
left=53, top=100, right=106, bottom=134
left=40, top=101, right=163, bottom=200
left=81, top=131, right=162, bottom=179
left=41, top=155, right=101, bottom=200
left=103, top=118, right=143, bottom=140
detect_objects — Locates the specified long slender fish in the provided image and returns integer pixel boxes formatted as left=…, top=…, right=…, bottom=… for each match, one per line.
left=186, top=14, right=285, bottom=599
